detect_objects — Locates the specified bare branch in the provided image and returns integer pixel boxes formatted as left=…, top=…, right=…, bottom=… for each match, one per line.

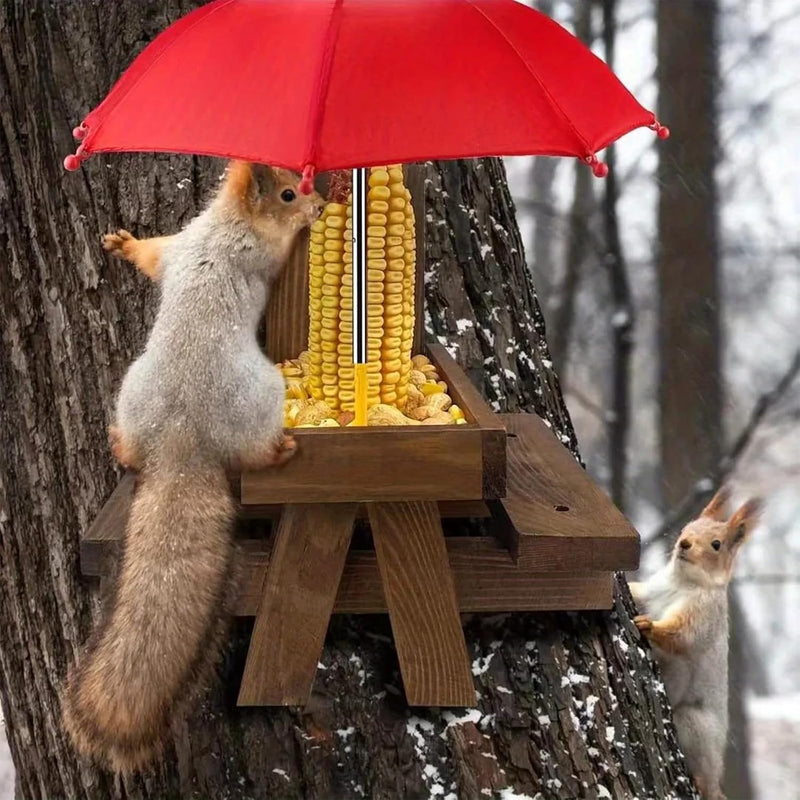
left=644, top=349, right=800, bottom=546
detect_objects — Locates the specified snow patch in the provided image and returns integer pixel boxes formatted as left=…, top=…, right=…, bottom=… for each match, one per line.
left=442, top=708, right=483, bottom=733
left=472, top=653, right=495, bottom=676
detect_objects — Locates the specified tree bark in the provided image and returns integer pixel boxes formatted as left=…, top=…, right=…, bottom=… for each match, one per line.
left=0, top=2, right=697, bottom=798
left=656, top=0, right=723, bottom=508
left=547, top=1, right=594, bottom=373
left=600, top=0, right=633, bottom=512
left=657, top=4, right=752, bottom=797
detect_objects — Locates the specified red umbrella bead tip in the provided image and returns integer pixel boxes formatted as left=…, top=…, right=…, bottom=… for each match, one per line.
left=650, top=119, right=670, bottom=139
left=63, top=142, right=88, bottom=171
left=72, top=124, right=88, bottom=141
left=299, top=164, right=316, bottom=195
left=585, top=154, right=609, bottom=178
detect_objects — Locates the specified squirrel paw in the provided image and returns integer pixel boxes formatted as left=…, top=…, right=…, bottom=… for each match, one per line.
left=102, top=229, right=134, bottom=257
left=269, top=434, right=297, bottom=467
left=238, top=434, right=297, bottom=471
left=634, top=615, right=653, bottom=635
left=109, top=425, right=143, bottom=471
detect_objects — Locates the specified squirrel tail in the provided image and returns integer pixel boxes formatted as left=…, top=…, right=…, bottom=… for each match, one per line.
left=62, top=454, right=236, bottom=772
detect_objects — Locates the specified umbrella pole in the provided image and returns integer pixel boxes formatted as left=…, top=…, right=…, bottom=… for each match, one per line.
left=352, top=167, right=368, bottom=426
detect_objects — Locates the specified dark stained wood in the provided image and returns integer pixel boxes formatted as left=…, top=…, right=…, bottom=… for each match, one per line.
left=83, top=531, right=613, bottom=613
left=240, top=425, right=487, bottom=504
left=405, top=163, right=427, bottom=355
left=79, top=472, right=134, bottom=576
left=265, top=228, right=310, bottom=363
left=368, top=501, right=475, bottom=706
left=428, top=344, right=507, bottom=498
left=237, top=503, right=357, bottom=706
left=331, top=540, right=612, bottom=615
left=240, top=498, right=491, bottom=520
left=494, top=414, right=640, bottom=571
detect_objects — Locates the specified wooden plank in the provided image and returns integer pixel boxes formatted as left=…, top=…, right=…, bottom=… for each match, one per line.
left=83, top=527, right=614, bottom=612
left=404, top=163, right=427, bottom=355
left=495, top=413, right=640, bottom=572
left=265, top=228, right=309, bottom=363
left=87, top=533, right=613, bottom=613
left=427, top=344, right=507, bottom=499
left=240, top=425, right=484, bottom=505
left=80, top=471, right=135, bottom=575
left=237, top=503, right=356, bottom=706
left=240, top=499, right=491, bottom=521
left=330, top=540, right=612, bottom=615
left=369, top=502, right=474, bottom=707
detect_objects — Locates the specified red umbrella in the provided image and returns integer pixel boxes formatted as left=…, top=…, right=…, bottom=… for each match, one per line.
left=65, top=0, right=668, bottom=182
left=65, top=0, right=668, bottom=424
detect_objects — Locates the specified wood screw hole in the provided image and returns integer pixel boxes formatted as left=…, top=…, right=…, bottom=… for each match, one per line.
left=554, top=505, right=569, bottom=512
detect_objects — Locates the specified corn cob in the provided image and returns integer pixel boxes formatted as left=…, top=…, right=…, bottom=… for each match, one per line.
left=306, top=167, right=416, bottom=412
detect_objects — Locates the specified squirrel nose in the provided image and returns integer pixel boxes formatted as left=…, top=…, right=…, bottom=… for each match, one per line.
left=679, top=539, right=692, bottom=551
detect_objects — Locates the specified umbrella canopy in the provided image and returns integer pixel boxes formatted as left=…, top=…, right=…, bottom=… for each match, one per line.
left=65, top=0, right=669, bottom=426
left=65, top=0, right=667, bottom=181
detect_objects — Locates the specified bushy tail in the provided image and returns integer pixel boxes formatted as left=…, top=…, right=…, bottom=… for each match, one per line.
left=62, top=459, right=235, bottom=772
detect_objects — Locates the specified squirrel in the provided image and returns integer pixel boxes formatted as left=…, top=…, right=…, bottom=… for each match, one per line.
left=629, top=488, right=761, bottom=800
left=62, top=161, right=324, bottom=772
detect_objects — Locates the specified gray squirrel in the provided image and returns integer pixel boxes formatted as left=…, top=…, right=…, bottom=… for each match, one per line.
left=62, top=161, right=324, bottom=772
left=629, top=488, right=761, bottom=800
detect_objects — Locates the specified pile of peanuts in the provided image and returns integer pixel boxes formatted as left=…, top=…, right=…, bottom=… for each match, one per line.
left=280, top=353, right=466, bottom=428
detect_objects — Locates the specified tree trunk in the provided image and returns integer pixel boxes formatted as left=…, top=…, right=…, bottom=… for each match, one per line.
left=547, top=1, right=593, bottom=373
left=0, top=2, right=697, bottom=798
left=600, top=0, right=633, bottom=512
left=656, top=4, right=752, bottom=798
left=656, top=0, right=723, bottom=509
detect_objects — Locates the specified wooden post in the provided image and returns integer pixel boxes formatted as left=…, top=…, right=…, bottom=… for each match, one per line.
left=264, top=228, right=310, bottom=363
left=368, top=501, right=475, bottom=707
left=237, top=502, right=357, bottom=706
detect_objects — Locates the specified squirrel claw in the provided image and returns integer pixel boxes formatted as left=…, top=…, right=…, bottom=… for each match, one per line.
left=634, top=615, right=653, bottom=634
left=238, top=434, right=297, bottom=471
left=103, top=229, right=134, bottom=256
left=272, top=434, right=297, bottom=466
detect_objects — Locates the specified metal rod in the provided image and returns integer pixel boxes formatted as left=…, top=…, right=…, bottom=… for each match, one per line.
left=352, top=167, right=368, bottom=424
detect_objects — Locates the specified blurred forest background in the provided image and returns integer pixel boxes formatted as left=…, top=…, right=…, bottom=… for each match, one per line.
left=1, top=0, right=798, bottom=798
left=502, top=0, right=800, bottom=797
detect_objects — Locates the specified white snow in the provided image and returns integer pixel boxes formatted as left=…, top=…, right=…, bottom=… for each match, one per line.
left=472, top=653, right=495, bottom=676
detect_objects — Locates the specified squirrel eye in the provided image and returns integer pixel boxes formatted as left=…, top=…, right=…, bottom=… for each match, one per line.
left=711, top=539, right=722, bottom=551
left=280, top=188, right=296, bottom=203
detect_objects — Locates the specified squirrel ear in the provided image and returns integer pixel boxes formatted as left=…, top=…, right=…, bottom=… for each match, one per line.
left=313, top=171, right=332, bottom=200
left=222, top=160, right=255, bottom=200
left=222, top=161, right=278, bottom=203
left=727, top=498, right=762, bottom=547
left=701, top=486, right=730, bottom=520
left=250, top=163, right=278, bottom=197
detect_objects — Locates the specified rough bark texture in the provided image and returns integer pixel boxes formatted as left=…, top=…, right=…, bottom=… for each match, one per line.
left=0, top=2, right=697, bottom=798
left=657, top=4, right=752, bottom=798
left=656, top=0, right=723, bottom=509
